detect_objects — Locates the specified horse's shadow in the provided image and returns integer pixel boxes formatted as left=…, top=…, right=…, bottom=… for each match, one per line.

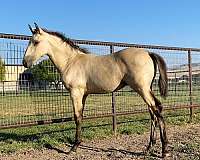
left=0, top=131, right=163, bottom=159
left=44, top=142, right=144, bottom=156
left=43, top=142, right=163, bottom=159
left=0, top=123, right=165, bottom=159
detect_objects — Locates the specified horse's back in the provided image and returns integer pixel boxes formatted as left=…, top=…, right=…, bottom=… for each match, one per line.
left=114, top=48, right=151, bottom=66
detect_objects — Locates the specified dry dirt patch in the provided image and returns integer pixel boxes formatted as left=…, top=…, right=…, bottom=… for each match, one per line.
left=1, top=124, right=200, bottom=160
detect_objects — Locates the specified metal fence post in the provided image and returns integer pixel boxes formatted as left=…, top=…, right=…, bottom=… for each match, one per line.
left=112, top=92, right=117, bottom=135
left=174, top=72, right=177, bottom=95
left=110, top=45, right=117, bottom=135
left=188, top=50, right=193, bottom=121
left=3, top=81, right=5, bottom=96
left=29, top=81, right=32, bottom=96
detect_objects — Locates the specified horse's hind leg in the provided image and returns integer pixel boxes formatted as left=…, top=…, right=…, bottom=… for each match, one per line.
left=151, top=93, right=168, bottom=157
left=146, top=108, right=157, bottom=151
left=137, top=88, right=168, bottom=157
left=154, top=107, right=168, bottom=157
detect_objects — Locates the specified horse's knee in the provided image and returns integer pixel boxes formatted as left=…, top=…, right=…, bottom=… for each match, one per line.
left=74, top=112, right=83, bottom=126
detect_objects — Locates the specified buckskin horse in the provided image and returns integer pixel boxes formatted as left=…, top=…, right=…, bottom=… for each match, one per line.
left=23, top=23, right=169, bottom=157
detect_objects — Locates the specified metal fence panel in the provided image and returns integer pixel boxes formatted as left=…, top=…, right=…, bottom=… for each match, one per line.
left=0, top=33, right=200, bottom=129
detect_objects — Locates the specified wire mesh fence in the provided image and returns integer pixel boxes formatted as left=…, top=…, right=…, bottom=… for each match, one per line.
left=0, top=33, right=200, bottom=129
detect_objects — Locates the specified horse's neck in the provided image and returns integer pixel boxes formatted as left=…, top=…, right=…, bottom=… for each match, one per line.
left=48, top=41, right=78, bottom=73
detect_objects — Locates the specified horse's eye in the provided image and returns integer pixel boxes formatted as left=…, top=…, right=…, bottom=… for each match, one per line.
left=33, top=41, right=39, bottom=45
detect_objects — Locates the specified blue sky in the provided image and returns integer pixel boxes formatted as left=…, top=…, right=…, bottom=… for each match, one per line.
left=1, top=0, right=200, bottom=48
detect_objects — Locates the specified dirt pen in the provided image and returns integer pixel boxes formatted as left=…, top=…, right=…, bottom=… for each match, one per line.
left=0, top=33, right=200, bottom=133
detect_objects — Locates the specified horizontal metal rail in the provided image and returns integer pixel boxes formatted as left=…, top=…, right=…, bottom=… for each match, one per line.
left=1, top=33, right=200, bottom=52
left=0, top=104, right=199, bottom=129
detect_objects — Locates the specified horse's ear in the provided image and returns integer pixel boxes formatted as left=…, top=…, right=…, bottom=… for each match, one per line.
left=34, top=22, right=40, bottom=34
left=28, top=24, right=34, bottom=34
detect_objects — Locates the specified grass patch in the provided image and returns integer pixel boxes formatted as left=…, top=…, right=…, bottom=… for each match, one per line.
left=0, top=115, right=149, bottom=154
left=0, top=108, right=200, bottom=154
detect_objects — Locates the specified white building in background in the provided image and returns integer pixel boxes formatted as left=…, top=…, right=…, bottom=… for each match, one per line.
left=0, top=65, right=26, bottom=92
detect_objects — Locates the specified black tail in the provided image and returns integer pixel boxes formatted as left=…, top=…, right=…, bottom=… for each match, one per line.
left=149, top=52, right=168, bottom=98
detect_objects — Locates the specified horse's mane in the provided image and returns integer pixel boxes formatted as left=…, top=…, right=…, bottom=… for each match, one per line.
left=42, top=28, right=89, bottom=54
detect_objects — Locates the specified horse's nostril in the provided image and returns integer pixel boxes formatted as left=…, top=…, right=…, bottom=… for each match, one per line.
left=23, top=59, right=27, bottom=68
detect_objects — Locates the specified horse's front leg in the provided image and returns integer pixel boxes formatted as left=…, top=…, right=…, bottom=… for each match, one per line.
left=69, top=88, right=86, bottom=152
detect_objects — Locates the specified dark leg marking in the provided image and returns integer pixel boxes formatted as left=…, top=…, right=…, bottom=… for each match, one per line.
left=155, top=110, right=169, bottom=157
left=147, top=108, right=157, bottom=151
left=70, top=95, right=87, bottom=152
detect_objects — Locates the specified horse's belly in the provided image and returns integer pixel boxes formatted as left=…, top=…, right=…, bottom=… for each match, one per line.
left=86, top=77, right=121, bottom=94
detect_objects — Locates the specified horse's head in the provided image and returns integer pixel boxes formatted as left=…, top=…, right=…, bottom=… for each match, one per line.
left=23, top=23, right=50, bottom=68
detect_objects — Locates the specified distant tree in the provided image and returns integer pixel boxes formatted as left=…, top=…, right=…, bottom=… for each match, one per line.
left=28, top=59, right=61, bottom=89
left=0, top=57, right=6, bottom=81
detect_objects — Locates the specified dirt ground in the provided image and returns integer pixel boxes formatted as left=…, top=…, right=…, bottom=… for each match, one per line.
left=1, top=124, right=200, bottom=160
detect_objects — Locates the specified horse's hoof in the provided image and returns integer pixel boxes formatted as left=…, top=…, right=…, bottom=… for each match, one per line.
left=69, top=141, right=81, bottom=153
left=145, top=146, right=151, bottom=153
left=70, top=145, right=78, bottom=153
left=162, top=151, right=171, bottom=158
left=67, top=147, right=77, bottom=155
left=145, top=140, right=156, bottom=152
left=70, top=147, right=77, bottom=152
left=144, top=145, right=152, bottom=155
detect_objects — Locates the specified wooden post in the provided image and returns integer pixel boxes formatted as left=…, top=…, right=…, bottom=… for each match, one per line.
left=110, top=45, right=117, bottom=135
left=188, top=50, right=193, bottom=121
